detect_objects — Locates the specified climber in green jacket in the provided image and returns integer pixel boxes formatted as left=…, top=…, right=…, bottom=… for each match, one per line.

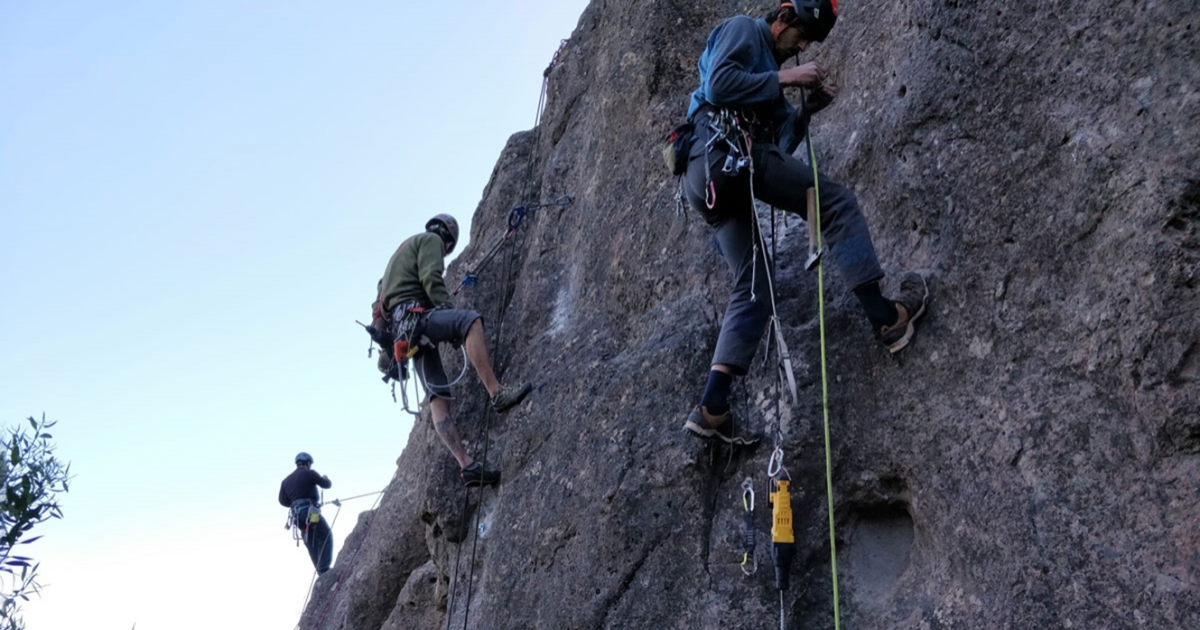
left=374, top=214, right=532, bottom=487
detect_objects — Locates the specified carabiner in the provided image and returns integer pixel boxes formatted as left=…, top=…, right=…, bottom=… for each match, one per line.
left=508, top=205, right=527, bottom=229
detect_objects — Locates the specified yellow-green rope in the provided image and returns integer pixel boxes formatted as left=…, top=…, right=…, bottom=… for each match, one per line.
left=808, top=132, right=842, bottom=630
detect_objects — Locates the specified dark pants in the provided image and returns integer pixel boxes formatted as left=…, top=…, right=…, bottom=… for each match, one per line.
left=397, top=307, right=482, bottom=400
left=293, top=504, right=333, bottom=574
left=684, top=113, right=884, bottom=374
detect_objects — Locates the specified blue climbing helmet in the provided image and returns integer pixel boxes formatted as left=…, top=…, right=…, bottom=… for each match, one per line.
left=295, top=452, right=314, bottom=465
left=783, top=0, right=839, bottom=43
left=426, top=213, right=460, bottom=254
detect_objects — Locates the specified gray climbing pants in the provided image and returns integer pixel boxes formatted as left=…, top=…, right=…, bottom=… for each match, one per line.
left=395, top=306, right=482, bottom=401
left=683, top=112, right=884, bottom=374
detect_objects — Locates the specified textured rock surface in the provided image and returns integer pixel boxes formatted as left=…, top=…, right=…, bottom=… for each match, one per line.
left=301, top=1, right=1199, bottom=628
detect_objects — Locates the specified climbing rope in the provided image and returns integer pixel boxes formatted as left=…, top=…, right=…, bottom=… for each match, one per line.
left=807, top=127, right=842, bottom=630
left=328, top=490, right=386, bottom=507
left=445, top=191, right=531, bottom=630
left=535, top=39, right=569, bottom=126
left=296, top=489, right=387, bottom=630
left=441, top=69, right=571, bottom=617
left=452, top=195, right=573, bottom=296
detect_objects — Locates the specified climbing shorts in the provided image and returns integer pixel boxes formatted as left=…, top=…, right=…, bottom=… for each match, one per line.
left=412, top=308, right=483, bottom=400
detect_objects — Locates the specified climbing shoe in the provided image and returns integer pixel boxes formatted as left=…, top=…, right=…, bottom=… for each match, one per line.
left=460, top=462, right=501, bottom=488
left=683, top=406, right=761, bottom=446
left=879, top=272, right=930, bottom=354
left=491, top=382, right=533, bottom=413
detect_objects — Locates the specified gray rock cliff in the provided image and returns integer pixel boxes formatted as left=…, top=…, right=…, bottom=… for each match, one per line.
left=301, top=1, right=1199, bottom=628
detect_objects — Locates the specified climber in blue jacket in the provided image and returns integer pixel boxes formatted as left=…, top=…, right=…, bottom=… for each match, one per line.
left=682, top=1, right=930, bottom=445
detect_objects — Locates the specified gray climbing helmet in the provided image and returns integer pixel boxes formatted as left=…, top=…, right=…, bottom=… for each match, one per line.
left=426, top=213, right=460, bottom=254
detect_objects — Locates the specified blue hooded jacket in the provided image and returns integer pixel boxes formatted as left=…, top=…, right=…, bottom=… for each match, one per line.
left=687, top=16, right=810, bottom=154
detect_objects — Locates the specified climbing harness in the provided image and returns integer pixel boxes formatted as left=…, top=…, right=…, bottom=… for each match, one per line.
left=284, top=498, right=324, bottom=548
left=453, top=195, right=573, bottom=295
left=700, top=108, right=753, bottom=211
left=359, top=300, right=471, bottom=415
left=740, top=477, right=757, bottom=576
left=390, top=302, right=452, bottom=415
left=535, top=39, right=569, bottom=126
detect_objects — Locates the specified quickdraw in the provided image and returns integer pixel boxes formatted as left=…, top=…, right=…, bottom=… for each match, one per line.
left=453, top=195, right=573, bottom=295
left=740, top=477, right=757, bottom=576
left=701, top=108, right=754, bottom=210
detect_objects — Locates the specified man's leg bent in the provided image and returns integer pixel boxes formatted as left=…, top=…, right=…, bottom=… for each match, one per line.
left=423, top=310, right=517, bottom=401
left=463, top=318, right=500, bottom=396
left=751, top=144, right=885, bottom=290
left=751, top=144, right=897, bottom=329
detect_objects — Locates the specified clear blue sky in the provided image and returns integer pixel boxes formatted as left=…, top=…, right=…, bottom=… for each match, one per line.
left=0, top=1, right=589, bottom=627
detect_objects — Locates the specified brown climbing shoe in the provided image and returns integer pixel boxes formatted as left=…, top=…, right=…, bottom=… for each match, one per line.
left=461, top=462, right=501, bottom=488
left=491, top=382, right=533, bottom=413
left=683, top=406, right=761, bottom=446
left=880, top=272, right=929, bottom=354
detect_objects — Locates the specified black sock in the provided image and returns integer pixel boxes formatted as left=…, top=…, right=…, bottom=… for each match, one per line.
left=854, top=281, right=898, bottom=330
left=700, top=370, right=733, bottom=415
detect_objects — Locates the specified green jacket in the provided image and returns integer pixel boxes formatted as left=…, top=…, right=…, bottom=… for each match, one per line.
left=379, top=232, right=454, bottom=313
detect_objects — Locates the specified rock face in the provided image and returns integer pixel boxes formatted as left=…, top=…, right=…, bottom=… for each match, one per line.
left=301, top=1, right=1199, bottom=628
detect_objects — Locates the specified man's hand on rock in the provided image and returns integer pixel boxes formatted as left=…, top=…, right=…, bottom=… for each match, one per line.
left=806, top=80, right=839, bottom=114
left=779, top=61, right=827, bottom=88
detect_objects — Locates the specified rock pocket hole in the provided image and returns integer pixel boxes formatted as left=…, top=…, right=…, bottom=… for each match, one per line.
left=843, top=503, right=915, bottom=607
left=898, top=85, right=907, bottom=98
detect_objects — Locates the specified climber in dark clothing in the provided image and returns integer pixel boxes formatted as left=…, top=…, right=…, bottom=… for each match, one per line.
left=682, top=1, right=930, bottom=445
left=279, top=452, right=334, bottom=574
left=373, top=214, right=533, bottom=488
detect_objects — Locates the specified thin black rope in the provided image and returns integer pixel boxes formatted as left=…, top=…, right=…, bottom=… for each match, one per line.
left=446, top=126, right=553, bottom=629
left=535, top=39, right=568, bottom=126
left=299, top=490, right=386, bottom=630
left=460, top=402, right=496, bottom=630
left=444, top=481, right=471, bottom=630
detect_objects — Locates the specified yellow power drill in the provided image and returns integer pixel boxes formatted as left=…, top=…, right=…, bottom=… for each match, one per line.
left=770, top=471, right=795, bottom=591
